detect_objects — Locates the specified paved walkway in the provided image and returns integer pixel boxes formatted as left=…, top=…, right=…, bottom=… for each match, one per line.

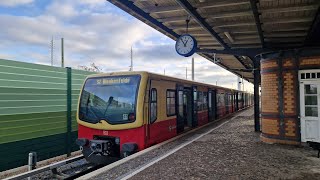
left=83, top=108, right=320, bottom=180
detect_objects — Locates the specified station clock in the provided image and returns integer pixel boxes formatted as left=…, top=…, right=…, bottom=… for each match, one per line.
left=175, top=34, right=197, bottom=57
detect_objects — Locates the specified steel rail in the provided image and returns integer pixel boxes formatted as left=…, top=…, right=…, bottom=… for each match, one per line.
left=4, top=155, right=84, bottom=180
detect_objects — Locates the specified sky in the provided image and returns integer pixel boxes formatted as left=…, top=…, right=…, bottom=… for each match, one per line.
left=0, top=0, right=253, bottom=92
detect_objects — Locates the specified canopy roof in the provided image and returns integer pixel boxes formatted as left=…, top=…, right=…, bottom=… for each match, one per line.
left=108, top=0, right=320, bottom=82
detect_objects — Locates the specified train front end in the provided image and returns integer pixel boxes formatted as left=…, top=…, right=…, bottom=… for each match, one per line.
left=76, top=72, right=147, bottom=164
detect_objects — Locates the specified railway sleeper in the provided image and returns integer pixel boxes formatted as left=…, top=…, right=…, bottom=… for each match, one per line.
left=51, top=168, right=69, bottom=180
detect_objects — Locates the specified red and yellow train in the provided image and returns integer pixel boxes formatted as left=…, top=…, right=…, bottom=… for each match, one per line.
left=76, top=71, right=253, bottom=164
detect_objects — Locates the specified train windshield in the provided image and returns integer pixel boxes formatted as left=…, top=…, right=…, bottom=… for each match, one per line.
left=78, top=75, right=141, bottom=124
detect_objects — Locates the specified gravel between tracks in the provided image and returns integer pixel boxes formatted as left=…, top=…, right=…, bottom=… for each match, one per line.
left=89, top=108, right=320, bottom=180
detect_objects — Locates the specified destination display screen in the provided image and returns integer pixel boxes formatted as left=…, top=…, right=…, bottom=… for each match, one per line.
left=86, top=76, right=138, bottom=86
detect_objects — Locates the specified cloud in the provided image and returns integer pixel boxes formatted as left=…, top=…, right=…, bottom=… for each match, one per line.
left=45, top=2, right=78, bottom=19
left=0, top=0, right=253, bottom=92
left=0, top=0, right=34, bottom=7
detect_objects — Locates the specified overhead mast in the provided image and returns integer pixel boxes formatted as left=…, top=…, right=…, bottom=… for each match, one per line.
left=129, top=46, right=133, bottom=71
left=50, top=36, right=54, bottom=66
left=192, top=57, right=194, bottom=81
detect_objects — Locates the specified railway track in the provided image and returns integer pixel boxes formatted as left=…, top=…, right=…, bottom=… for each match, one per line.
left=3, top=155, right=103, bottom=180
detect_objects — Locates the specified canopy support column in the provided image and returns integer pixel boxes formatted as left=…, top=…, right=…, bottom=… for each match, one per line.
left=254, top=59, right=260, bottom=132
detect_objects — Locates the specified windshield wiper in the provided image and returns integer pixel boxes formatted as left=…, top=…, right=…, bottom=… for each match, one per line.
left=103, top=96, right=114, bottom=116
left=85, top=97, right=99, bottom=121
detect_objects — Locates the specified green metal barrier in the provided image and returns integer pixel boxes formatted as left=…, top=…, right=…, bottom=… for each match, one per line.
left=0, top=59, right=96, bottom=171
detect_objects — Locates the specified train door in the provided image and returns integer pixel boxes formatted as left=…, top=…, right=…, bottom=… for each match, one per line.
left=231, top=92, right=234, bottom=113
left=192, top=86, right=198, bottom=127
left=208, top=90, right=213, bottom=121
left=208, top=89, right=217, bottom=121
left=213, top=90, right=217, bottom=120
left=184, top=88, right=193, bottom=128
left=225, top=92, right=229, bottom=114
left=176, top=85, right=185, bottom=134
left=147, top=80, right=158, bottom=145
left=234, top=93, right=237, bottom=111
left=236, top=92, right=239, bottom=111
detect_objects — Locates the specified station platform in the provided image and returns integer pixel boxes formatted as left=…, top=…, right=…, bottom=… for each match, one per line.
left=79, top=108, right=320, bottom=180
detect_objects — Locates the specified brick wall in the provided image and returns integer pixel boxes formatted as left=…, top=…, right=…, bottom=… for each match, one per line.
left=283, top=72, right=296, bottom=115
left=300, top=56, right=320, bottom=66
left=261, top=73, right=278, bottom=113
left=261, top=118, right=279, bottom=135
left=260, top=51, right=320, bottom=145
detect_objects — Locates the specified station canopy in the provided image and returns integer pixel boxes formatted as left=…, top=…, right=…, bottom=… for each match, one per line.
left=108, top=0, right=320, bottom=83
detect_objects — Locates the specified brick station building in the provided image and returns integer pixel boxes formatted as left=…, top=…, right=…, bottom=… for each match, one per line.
left=258, top=48, right=320, bottom=145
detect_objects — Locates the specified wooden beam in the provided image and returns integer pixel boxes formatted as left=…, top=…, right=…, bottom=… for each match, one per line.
left=232, top=39, right=262, bottom=45
left=158, top=16, right=188, bottom=23
left=231, top=44, right=262, bottom=48
left=199, top=45, right=223, bottom=49
left=192, top=33, right=212, bottom=37
left=198, top=42, right=221, bottom=46
left=264, top=32, right=307, bottom=37
left=168, top=24, right=202, bottom=30
left=197, top=38, right=219, bottom=42
left=235, top=35, right=260, bottom=40
left=229, top=30, right=258, bottom=34
left=264, top=27, right=309, bottom=32
left=264, top=37, right=305, bottom=42
left=261, top=4, right=319, bottom=14
left=213, top=22, right=256, bottom=28
left=205, top=10, right=252, bottom=19
left=217, top=27, right=257, bottom=33
left=263, top=17, right=313, bottom=25
left=147, top=5, right=183, bottom=14
left=196, top=0, right=249, bottom=9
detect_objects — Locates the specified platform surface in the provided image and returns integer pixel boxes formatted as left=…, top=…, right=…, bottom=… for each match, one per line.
left=84, top=108, right=320, bottom=180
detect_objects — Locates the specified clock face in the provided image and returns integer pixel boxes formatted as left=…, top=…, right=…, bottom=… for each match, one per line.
left=175, top=34, right=197, bottom=57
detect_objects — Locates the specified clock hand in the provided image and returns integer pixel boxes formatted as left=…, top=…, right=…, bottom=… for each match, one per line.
left=184, top=39, right=189, bottom=46
left=182, top=39, right=187, bottom=46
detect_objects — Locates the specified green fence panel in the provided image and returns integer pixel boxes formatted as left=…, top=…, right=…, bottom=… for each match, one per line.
left=0, top=59, right=97, bottom=171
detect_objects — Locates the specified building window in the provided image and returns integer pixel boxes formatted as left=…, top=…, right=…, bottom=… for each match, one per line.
left=150, top=88, right=157, bottom=123
left=167, top=90, right=176, bottom=116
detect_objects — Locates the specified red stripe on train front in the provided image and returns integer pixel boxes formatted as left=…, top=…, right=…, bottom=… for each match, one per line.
left=78, top=124, right=146, bottom=151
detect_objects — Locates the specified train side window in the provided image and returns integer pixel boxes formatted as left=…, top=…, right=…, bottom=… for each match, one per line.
left=197, top=91, right=203, bottom=111
left=208, top=92, right=212, bottom=109
left=203, top=92, right=208, bottom=110
left=166, top=90, right=176, bottom=116
left=150, top=88, right=157, bottom=123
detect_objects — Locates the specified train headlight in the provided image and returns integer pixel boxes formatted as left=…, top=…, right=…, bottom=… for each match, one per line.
left=128, top=113, right=135, bottom=121
left=76, top=138, right=88, bottom=146
left=90, top=142, right=97, bottom=151
left=96, top=143, right=102, bottom=150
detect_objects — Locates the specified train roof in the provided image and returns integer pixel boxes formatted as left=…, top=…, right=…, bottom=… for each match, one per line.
left=86, top=71, right=251, bottom=94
